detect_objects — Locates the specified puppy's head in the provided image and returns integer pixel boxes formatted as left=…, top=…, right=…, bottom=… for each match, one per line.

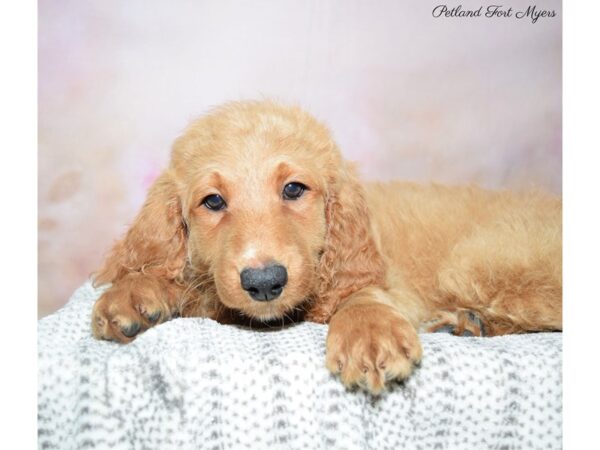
left=97, top=101, right=386, bottom=322
left=172, top=101, right=342, bottom=320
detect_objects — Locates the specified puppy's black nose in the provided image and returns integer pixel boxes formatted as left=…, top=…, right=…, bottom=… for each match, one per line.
left=240, top=264, right=288, bottom=302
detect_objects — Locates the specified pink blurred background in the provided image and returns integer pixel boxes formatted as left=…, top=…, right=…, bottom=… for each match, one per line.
left=38, top=0, right=562, bottom=317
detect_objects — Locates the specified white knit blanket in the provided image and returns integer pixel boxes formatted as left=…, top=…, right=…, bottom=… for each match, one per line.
left=38, top=281, right=562, bottom=449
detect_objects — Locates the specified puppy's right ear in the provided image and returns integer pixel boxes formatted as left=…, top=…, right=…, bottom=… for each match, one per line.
left=94, top=170, right=188, bottom=286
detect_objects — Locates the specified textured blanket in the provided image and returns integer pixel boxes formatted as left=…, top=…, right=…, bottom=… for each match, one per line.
left=38, top=282, right=562, bottom=449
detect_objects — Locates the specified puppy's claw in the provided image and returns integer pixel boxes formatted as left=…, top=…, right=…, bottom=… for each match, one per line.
left=433, top=324, right=456, bottom=334
left=146, top=310, right=162, bottom=323
left=121, top=322, right=141, bottom=338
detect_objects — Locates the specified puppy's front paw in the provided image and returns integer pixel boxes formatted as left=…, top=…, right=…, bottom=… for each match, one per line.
left=92, top=273, right=176, bottom=342
left=326, top=302, right=422, bottom=395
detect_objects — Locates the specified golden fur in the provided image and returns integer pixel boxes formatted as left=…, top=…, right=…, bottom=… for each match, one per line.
left=92, top=100, right=562, bottom=394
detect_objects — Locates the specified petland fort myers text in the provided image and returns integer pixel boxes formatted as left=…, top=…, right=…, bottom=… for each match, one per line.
left=432, top=5, right=557, bottom=23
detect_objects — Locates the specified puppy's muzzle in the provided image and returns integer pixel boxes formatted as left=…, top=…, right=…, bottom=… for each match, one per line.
left=240, top=264, right=288, bottom=301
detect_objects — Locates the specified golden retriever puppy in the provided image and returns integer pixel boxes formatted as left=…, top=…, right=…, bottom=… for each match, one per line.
left=92, top=100, right=562, bottom=394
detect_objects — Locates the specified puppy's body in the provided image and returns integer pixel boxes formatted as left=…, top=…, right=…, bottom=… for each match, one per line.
left=365, top=182, right=561, bottom=336
left=91, top=100, right=561, bottom=394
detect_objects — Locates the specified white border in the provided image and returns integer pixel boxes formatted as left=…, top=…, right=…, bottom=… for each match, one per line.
left=1, top=0, right=596, bottom=447
left=563, top=1, right=600, bottom=448
left=0, top=1, right=37, bottom=448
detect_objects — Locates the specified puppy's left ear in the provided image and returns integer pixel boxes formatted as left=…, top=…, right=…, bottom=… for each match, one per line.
left=307, top=163, right=387, bottom=322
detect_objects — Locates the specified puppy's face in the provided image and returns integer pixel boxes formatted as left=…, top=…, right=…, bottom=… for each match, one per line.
left=172, top=103, right=341, bottom=320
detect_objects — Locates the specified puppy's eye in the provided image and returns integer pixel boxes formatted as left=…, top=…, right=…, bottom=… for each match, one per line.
left=201, top=194, right=227, bottom=211
left=282, top=182, right=307, bottom=200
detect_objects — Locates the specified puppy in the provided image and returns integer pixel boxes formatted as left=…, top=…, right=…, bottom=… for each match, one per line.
left=92, top=100, right=562, bottom=394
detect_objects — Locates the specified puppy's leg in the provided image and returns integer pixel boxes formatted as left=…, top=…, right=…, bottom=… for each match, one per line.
left=436, top=214, right=562, bottom=336
left=325, top=286, right=423, bottom=395
left=92, top=273, right=187, bottom=343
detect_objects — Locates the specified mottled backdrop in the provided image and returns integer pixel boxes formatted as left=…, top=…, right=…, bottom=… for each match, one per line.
left=39, top=0, right=562, bottom=317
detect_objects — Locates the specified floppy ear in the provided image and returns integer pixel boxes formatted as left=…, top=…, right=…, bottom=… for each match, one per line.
left=307, top=164, right=387, bottom=323
left=94, top=169, right=188, bottom=286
